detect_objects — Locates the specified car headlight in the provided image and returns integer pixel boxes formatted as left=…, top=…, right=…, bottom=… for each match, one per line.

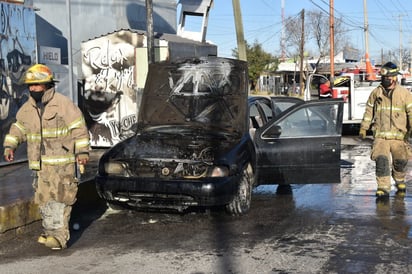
left=104, top=161, right=132, bottom=177
left=208, top=166, right=229, bottom=177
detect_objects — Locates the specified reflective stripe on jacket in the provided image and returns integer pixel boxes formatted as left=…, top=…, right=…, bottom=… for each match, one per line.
left=3, top=87, right=90, bottom=170
left=360, top=84, right=412, bottom=140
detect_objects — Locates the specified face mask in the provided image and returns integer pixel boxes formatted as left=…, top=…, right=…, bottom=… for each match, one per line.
left=381, top=77, right=393, bottom=89
left=30, top=91, right=44, bottom=103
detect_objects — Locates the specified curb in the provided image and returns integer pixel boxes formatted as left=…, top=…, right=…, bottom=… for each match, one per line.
left=0, top=198, right=40, bottom=234
left=0, top=149, right=105, bottom=235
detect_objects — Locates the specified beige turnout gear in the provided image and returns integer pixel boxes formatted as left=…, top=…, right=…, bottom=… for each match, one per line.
left=3, top=81, right=90, bottom=249
left=360, top=82, right=412, bottom=193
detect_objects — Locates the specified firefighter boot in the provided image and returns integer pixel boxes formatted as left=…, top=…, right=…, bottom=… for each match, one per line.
left=395, top=182, right=406, bottom=198
left=44, top=236, right=62, bottom=250
left=395, top=181, right=406, bottom=192
left=37, top=235, right=47, bottom=245
left=375, top=188, right=389, bottom=199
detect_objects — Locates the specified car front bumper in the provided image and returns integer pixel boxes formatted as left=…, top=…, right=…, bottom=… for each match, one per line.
left=95, top=175, right=241, bottom=209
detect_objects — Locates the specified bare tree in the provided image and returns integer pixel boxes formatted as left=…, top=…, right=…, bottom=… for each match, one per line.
left=382, top=48, right=411, bottom=71
left=284, top=10, right=348, bottom=66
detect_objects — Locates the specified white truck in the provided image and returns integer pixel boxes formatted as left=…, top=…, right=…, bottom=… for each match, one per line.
left=305, top=73, right=378, bottom=126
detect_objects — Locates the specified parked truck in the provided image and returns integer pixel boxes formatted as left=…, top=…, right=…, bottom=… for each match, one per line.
left=305, top=73, right=379, bottom=127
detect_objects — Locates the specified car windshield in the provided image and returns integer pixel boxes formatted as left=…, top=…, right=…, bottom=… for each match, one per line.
left=138, top=58, right=248, bottom=134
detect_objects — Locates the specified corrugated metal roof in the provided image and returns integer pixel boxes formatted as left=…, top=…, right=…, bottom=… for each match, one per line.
left=82, top=28, right=215, bottom=47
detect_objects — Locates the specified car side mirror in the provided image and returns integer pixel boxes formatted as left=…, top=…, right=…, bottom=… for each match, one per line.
left=264, top=125, right=282, bottom=138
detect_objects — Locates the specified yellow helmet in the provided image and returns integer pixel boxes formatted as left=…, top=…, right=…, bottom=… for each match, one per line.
left=24, top=64, right=55, bottom=84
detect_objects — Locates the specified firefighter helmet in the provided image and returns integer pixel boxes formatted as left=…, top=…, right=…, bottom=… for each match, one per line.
left=24, top=64, right=55, bottom=84
left=380, top=62, right=400, bottom=77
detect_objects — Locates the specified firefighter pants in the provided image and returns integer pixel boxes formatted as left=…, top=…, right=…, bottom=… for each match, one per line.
left=34, top=163, right=78, bottom=248
left=371, top=138, right=409, bottom=192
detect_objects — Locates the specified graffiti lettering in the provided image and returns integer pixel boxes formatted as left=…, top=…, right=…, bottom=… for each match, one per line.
left=107, top=114, right=137, bottom=138
left=83, top=40, right=129, bottom=70
left=121, top=114, right=137, bottom=130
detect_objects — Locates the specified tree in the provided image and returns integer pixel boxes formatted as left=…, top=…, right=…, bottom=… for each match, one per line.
left=284, top=10, right=348, bottom=66
left=232, top=40, right=278, bottom=89
left=382, top=48, right=411, bottom=70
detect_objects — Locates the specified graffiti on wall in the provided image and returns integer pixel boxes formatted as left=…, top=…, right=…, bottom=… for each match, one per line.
left=0, top=3, right=36, bottom=164
left=81, top=32, right=143, bottom=147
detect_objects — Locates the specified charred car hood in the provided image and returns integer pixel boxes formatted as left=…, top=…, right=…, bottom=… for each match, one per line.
left=138, top=57, right=249, bottom=134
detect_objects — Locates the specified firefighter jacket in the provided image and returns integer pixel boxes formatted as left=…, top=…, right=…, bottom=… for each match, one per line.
left=360, top=84, right=412, bottom=140
left=3, top=87, right=90, bottom=170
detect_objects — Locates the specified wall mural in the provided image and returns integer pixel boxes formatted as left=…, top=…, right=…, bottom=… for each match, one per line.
left=81, top=31, right=145, bottom=147
left=0, top=3, right=36, bottom=164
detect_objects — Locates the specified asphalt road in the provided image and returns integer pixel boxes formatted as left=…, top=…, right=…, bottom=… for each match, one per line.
left=0, top=136, right=411, bottom=273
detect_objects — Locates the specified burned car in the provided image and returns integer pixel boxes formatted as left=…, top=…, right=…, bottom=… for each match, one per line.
left=95, top=57, right=344, bottom=215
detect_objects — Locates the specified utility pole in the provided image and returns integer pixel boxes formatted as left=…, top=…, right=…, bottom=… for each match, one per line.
left=363, top=0, right=375, bottom=80
left=281, top=0, right=285, bottom=61
left=363, top=0, right=369, bottom=56
left=410, top=37, right=412, bottom=72
left=299, top=9, right=305, bottom=95
left=146, top=0, right=155, bottom=64
left=65, top=0, right=74, bottom=101
left=232, top=0, right=247, bottom=61
left=329, top=0, right=334, bottom=82
left=398, top=14, right=404, bottom=70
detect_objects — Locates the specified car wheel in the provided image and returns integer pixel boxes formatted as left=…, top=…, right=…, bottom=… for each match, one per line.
left=226, top=163, right=254, bottom=215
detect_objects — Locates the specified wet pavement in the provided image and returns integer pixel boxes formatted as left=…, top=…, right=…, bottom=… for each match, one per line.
left=0, top=136, right=412, bottom=273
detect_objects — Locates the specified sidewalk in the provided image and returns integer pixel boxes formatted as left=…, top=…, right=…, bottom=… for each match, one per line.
left=0, top=149, right=106, bottom=234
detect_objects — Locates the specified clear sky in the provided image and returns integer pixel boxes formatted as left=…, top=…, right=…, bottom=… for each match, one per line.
left=204, top=0, right=412, bottom=64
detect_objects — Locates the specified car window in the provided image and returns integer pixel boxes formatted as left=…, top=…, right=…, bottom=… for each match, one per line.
left=274, top=104, right=339, bottom=137
left=271, top=97, right=304, bottom=118
left=249, top=100, right=273, bottom=128
left=259, top=102, right=273, bottom=121
left=249, top=103, right=263, bottom=128
left=273, top=102, right=297, bottom=116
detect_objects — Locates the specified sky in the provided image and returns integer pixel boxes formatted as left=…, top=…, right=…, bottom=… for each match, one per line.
left=200, top=0, right=412, bottom=64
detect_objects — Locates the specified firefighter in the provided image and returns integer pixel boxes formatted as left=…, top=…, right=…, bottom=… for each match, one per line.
left=359, top=61, right=412, bottom=198
left=3, top=64, right=90, bottom=250
left=319, top=79, right=332, bottom=99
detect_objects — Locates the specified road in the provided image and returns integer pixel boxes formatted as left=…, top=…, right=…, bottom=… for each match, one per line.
left=0, top=136, right=411, bottom=273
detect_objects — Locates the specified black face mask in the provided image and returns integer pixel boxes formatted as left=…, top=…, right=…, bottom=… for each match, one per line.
left=30, top=91, right=44, bottom=103
left=381, top=77, right=394, bottom=89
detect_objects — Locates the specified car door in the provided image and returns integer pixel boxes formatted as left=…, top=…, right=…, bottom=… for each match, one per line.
left=254, top=99, right=344, bottom=185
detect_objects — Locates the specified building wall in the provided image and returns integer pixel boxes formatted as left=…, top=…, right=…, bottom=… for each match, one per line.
left=0, top=2, right=36, bottom=165
left=34, top=0, right=177, bottom=100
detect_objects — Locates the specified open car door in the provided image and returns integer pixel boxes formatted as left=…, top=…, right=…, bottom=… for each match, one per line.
left=254, top=99, right=344, bottom=185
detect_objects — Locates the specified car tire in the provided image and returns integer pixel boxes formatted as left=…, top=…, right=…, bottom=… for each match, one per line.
left=226, top=163, right=254, bottom=215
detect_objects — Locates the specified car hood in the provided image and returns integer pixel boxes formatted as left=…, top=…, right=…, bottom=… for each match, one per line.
left=137, top=57, right=249, bottom=134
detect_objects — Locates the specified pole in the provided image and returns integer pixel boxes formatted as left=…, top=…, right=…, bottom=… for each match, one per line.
left=281, top=0, right=285, bottom=61
left=232, top=0, right=247, bottom=61
left=299, top=9, right=305, bottom=96
left=329, top=0, right=334, bottom=82
left=363, top=0, right=369, bottom=55
left=399, top=15, right=403, bottom=70
left=363, top=0, right=376, bottom=81
left=146, top=0, right=155, bottom=64
left=65, top=0, right=74, bottom=101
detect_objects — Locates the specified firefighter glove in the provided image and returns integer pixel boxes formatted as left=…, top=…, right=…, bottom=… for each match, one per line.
left=4, top=147, right=15, bottom=162
left=359, top=128, right=367, bottom=139
left=76, top=153, right=89, bottom=165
